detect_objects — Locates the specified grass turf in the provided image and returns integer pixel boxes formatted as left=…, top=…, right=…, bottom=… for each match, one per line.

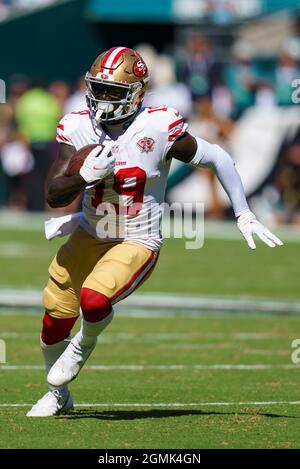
left=0, top=225, right=300, bottom=448
left=1, top=312, right=300, bottom=448
left=0, top=227, right=299, bottom=298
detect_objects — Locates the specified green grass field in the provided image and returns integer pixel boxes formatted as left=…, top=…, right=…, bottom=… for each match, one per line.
left=0, top=225, right=299, bottom=298
left=0, top=221, right=300, bottom=448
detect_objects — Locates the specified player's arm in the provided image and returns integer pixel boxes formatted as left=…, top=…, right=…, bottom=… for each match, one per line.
left=45, top=143, right=86, bottom=208
left=166, top=132, right=250, bottom=217
left=46, top=142, right=115, bottom=208
left=166, top=132, right=283, bottom=249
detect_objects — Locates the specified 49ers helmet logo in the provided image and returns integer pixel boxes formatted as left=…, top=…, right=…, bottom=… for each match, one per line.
left=134, top=58, right=148, bottom=77
left=137, top=136, right=155, bottom=153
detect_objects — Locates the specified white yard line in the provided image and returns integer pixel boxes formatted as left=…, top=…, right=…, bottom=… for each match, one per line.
left=1, top=400, right=300, bottom=408
left=0, top=331, right=285, bottom=343
left=0, top=364, right=299, bottom=371
left=164, top=344, right=288, bottom=355
left=0, top=288, right=300, bottom=314
left=0, top=332, right=37, bottom=339
left=0, top=309, right=280, bottom=319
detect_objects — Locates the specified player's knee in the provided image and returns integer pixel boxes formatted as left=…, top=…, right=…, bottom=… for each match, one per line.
left=41, top=313, right=77, bottom=345
left=80, top=288, right=112, bottom=323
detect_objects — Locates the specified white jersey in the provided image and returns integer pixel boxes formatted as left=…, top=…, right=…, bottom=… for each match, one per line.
left=56, top=106, right=187, bottom=251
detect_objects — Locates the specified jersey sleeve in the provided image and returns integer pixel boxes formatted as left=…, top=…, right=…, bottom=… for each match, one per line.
left=148, top=107, right=188, bottom=162
left=56, top=114, right=76, bottom=146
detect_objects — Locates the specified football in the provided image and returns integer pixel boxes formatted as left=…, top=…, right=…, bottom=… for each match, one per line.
left=65, top=144, right=102, bottom=176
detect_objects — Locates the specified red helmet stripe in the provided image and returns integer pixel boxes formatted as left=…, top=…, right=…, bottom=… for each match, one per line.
left=108, top=47, right=130, bottom=73
left=99, top=46, right=130, bottom=74
left=99, top=46, right=119, bottom=73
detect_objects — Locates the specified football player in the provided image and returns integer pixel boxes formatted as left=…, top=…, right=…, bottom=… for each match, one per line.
left=27, top=47, right=282, bottom=417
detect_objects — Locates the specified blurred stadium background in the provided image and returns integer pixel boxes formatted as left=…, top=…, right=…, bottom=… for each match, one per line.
left=1, top=0, right=300, bottom=221
left=1, top=0, right=300, bottom=449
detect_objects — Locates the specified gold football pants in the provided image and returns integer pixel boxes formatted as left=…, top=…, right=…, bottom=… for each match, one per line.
left=43, top=228, right=159, bottom=319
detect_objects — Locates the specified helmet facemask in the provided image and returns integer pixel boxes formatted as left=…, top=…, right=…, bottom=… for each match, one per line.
left=85, top=73, right=143, bottom=124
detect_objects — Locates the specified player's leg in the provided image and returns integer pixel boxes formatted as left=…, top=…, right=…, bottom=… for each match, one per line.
left=47, top=242, right=159, bottom=386
left=27, top=228, right=103, bottom=417
left=27, top=276, right=80, bottom=416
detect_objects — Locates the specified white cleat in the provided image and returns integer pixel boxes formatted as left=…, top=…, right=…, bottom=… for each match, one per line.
left=26, top=390, right=73, bottom=417
left=47, top=337, right=96, bottom=387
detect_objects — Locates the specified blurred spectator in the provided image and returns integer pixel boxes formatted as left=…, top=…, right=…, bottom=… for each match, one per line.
left=64, top=76, right=86, bottom=114
left=0, top=0, right=11, bottom=21
left=8, top=74, right=30, bottom=110
left=212, top=84, right=233, bottom=118
left=0, top=0, right=58, bottom=21
left=144, top=54, right=192, bottom=119
left=0, top=74, right=30, bottom=208
left=1, top=139, right=34, bottom=209
left=15, top=84, right=60, bottom=210
left=16, top=84, right=60, bottom=143
left=0, top=29, right=299, bottom=220
left=176, top=32, right=223, bottom=101
left=273, top=131, right=300, bottom=224
left=225, top=40, right=260, bottom=119
left=255, top=82, right=276, bottom=108
left=14, top=0, right=56, bottom=12
left=274, top=38, right=300, bottom=106
left=0, top=104, right=12, bottom=205
left=190, top=95, right=234, bottom=143
left=48, top=80, right=70, bottom=114
left=189, top=95, right=235, bottom=218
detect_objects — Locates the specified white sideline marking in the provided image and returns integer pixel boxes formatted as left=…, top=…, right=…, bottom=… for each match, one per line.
left=1, top=400, right=300, bottom=408
left=1, top=288, right=300, bottom=315
left=0, top=364, right=299, bottom=371
left=0, top=243, right=50, bottom=257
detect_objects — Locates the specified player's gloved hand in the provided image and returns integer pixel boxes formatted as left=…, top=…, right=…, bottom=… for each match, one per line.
left=237, top=210, right=283, bottom=249
left=79, top=142, right=115, bottom=183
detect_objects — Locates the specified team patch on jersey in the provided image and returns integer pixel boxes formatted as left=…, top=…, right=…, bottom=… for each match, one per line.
left=137, top=136, right=155, bottom=153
